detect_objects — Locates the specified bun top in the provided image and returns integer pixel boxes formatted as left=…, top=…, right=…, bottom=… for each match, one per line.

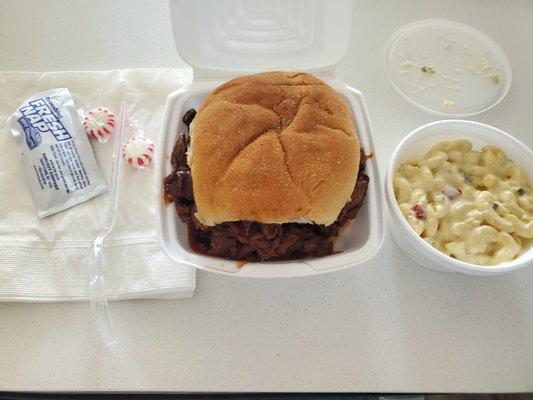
left=189, top=71, right=361, bottom=226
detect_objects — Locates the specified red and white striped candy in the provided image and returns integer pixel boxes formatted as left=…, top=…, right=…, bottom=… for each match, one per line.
left=83, top=107, right=116, bottom=141
left=122, top=136, right=155, bottom=169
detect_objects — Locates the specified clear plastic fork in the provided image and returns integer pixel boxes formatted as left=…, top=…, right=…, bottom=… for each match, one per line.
left=86, top=102, right=126, bottom=346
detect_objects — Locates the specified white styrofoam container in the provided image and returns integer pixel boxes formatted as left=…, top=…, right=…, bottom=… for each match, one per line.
left=385, top=120, right=533, bottom=276
left=156, top=0, right=385, bottom=277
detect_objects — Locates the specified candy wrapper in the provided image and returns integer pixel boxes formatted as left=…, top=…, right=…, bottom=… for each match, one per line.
left=7, top=88, right=107, bottom=218
left=83, top=107, right=116, bottom=143
left=122, top=135, right=155, bottom=170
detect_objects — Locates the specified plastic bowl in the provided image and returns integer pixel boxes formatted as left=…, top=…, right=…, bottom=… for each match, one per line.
left=385, top=120, right=533, bottom=275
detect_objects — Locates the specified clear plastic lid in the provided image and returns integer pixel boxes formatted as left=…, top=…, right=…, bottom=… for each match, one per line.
left=169, top=0, right=353, bottom=78
left=384, top=19, right=512, bottom=117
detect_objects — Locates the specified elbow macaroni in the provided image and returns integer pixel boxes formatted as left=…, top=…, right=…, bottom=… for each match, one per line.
left=394, top=140, right=533, bottom=266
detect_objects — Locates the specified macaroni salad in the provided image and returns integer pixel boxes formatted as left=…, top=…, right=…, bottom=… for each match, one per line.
left=394, top=140, right=533, bottom=265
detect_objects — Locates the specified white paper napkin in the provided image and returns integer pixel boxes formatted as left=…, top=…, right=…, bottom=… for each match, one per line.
left=0, top=68, right=195, bottom=302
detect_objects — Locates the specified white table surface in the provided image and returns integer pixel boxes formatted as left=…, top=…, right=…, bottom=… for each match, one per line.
left=1, top=0, right=532, bottom=393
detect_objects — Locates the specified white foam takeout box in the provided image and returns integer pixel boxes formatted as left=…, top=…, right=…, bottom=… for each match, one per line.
left=156, top=0, right=385, bottom=277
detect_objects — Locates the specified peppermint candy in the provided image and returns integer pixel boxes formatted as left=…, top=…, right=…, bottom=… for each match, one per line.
left=83, top=107, right=116, bottom=141
left=122, top=136, right=155, bottom=169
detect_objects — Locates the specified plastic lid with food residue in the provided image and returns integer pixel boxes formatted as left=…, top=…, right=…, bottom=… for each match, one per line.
left=169, top=0, right=353, bottom=79
left=384, top=19, right=512, bottom=117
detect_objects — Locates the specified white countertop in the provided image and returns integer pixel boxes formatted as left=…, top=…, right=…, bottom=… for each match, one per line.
left=1, top=0, right=532, bottom=393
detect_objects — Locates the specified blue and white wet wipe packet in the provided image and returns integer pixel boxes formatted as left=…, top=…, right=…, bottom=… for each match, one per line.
left=8, top=88, right=107, bottom=218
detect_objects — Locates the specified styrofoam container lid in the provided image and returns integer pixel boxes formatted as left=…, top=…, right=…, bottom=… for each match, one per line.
left=384, top=19, right=512, bottom=117
left=169, top=0, right=353, bottom=78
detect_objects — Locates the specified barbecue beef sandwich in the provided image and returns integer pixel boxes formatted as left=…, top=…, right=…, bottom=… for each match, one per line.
left=164, top=71, right=369, bottom=261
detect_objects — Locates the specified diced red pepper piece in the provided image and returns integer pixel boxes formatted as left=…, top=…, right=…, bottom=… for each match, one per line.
left=411, top=204, right=426, bottom=220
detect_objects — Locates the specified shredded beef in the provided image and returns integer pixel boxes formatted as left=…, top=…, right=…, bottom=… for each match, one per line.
left=163, top=110, right=370, bottom=261
left=182, top=108, right=197, bottom=129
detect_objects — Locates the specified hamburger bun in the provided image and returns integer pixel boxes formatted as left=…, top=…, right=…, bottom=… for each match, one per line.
left=189, top=71, right=361, bottom=226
